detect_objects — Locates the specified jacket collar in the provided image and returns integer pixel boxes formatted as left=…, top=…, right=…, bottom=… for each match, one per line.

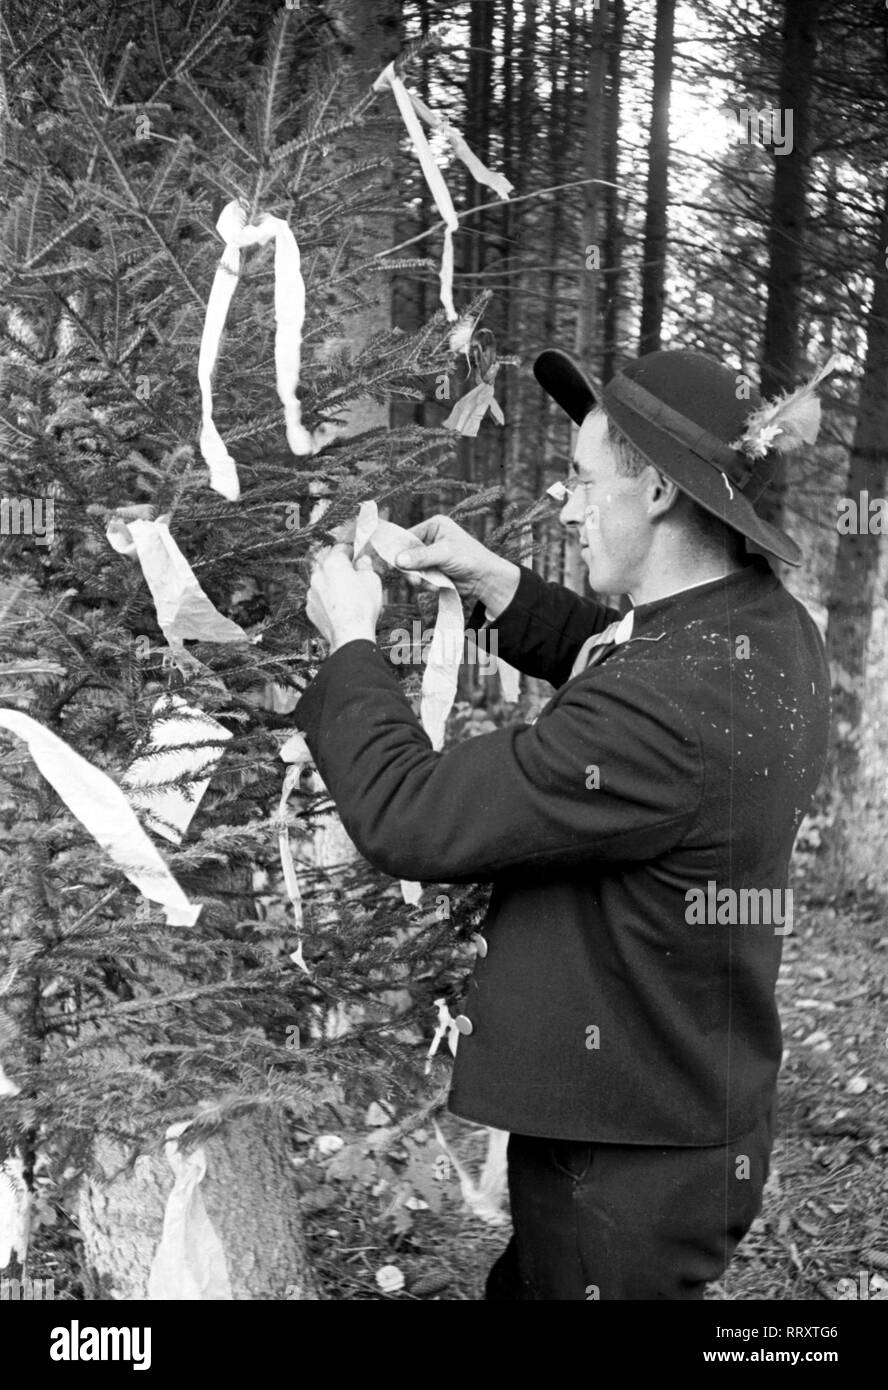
left=628, top=556, right=777, bottom=638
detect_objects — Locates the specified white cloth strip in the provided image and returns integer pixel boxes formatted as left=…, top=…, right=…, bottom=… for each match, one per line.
left=0, top=709, right=201, bottom=925
left=107, top=516, right=247, bottom=647
left=198, top=199, right=322, bottom=502
left=353, top=501, right=465, bottom=906
left=407, top=89, right=514, bottom=200
left=122, top=695, right=233, bottom=845
left=279, top=732, right=313, bottom=974
left=373, top=62, right=460, bottom=322
left=147, top=1121, right=234, bottom=1300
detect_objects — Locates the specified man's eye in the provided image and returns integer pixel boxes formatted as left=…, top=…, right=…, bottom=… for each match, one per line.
left=546, top=481, right=569, bottom=502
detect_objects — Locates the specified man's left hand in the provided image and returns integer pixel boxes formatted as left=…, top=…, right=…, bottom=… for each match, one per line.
left=306, top=544, right=382, bottom=652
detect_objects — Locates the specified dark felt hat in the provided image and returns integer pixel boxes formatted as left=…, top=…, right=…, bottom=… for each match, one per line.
left=533, top=348, right=802, bottom=567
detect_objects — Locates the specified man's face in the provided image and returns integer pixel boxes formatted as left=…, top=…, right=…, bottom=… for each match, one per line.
left=559, top=409, right=653, bottom=596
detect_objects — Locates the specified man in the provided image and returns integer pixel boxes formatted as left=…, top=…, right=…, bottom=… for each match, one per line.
left=297, top=348, right=832, bottom=1300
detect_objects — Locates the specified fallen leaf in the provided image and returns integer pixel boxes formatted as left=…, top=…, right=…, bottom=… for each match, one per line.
left=366, top=1100, right=394, bottom=1127
left=316, top=1134, right=344, bottom=1156
left=375, top=1263, right=405, bottom=1293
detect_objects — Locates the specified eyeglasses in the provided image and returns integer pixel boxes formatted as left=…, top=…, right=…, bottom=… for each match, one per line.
left=546, top=478, right=596, bottom=505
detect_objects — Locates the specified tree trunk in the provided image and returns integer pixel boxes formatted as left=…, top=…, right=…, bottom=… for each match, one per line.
left=638, top=0, right=675, bottom=356
left=757, top=0, right=822, bottom=527
left=395, top=0, right=433, bottom=453
left=459, top=0, right=496, bottom=492
left=601, top=0, right=625, bottom=384
left=77, top=1114, right=320, bottom=1301
left=821, top=187, right=888, bottom=871
left=574, top=0, right=608, bottom=376
left=565, top=0, right=608, bottom=596
left=319, top=0, right=404, bottom=438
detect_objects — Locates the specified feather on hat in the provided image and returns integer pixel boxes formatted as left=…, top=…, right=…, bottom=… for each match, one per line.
left=731, top=355, right=841, bottom=459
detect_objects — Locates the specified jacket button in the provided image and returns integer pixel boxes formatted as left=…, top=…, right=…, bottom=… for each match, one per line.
left=472, top=933, right=488, bottom=958
left=454, top=1014, right=474, bottom=1036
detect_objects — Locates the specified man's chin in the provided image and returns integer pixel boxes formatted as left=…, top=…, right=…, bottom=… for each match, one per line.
left=582, top=551, right=617, bottom=597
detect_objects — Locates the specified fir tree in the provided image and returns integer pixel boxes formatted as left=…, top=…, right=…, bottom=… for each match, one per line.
left=0, top=3, right=510, bottom=1298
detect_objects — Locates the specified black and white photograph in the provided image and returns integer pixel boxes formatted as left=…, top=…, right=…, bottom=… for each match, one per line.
left=0, top=0, right=885, bottom=1354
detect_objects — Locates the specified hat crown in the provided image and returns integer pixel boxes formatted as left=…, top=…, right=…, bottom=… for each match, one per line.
left=618, top=350, right=760, bottom=450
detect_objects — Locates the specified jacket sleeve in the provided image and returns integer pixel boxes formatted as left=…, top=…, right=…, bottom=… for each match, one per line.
left=295, top=638, right=703, bottom=885
left=469, top=565, right=620, bottom=688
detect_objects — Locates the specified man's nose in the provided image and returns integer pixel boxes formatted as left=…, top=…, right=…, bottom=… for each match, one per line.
left=559, top=488, right=585, bottom=528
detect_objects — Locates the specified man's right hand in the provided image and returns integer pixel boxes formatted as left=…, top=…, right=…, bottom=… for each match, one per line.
left=395, top=515, right=521, bottom=619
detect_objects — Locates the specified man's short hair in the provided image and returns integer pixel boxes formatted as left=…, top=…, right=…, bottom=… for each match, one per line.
left=604, top=413, right=745, bottom=558
left=606, top=417, right=649, bottom=479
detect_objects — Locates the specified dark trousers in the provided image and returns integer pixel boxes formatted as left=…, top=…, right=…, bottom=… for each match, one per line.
left=485, top=1108, right=773, bottom=1300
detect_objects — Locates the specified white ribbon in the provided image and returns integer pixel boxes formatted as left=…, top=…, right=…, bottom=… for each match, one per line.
left=432, top=1120, right=509, bottom=1226
left=373, top=63, right=513, bottom=324
left=147, top=1122, right=233, bottom=1300
left=122, top=695, right=233, bottom=845
left=107, top=516, right=247, bottom=648
left=353, top=502, right=464, bottom=906
left=442, top=377, right=505, bottom=436
left=425, top=997, right=460, bottom=1074
left=198, top=200, right=323, bottom=502
left=0, top=1153, right=30, bottom=1269
left=407, top=89, right=514, bottom=200
left=0, top=709, right=201, bottom=926
left=0, top=1062, right=20, bottom=1098
left=354, top=502, right=463, bottom=753
left=278, top=732, right=313, bottom=975
left=373, top=64, right=460, bottom=321
left=0, top=1064, right=26, bottom=1275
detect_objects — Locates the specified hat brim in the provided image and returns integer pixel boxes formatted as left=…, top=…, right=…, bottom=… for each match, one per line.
left=533, top=349, right=598, bottom=426
left=533, top=349, right=802, bottom=568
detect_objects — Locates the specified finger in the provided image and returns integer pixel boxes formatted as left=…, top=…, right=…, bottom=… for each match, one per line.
left=309, top=543, right=333, bottom=572
left=404, top=517, right=444, bottom=544
left=354, top=554, right=374, bottom=572
left=395, top=541, right=448, bottom=570
left=318, top=546, right=354, bottom=576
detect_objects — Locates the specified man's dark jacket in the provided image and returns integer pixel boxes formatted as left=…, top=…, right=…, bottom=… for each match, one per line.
left=296, top=558, right=831, bottom=1145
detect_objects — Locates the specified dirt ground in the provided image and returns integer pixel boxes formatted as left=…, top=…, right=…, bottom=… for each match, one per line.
left=28, top=870, right=888, bottom=1302
left=300, top=869, right=888, bottom=1302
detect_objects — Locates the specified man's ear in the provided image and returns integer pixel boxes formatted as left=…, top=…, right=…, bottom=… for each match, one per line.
left=647, top=470, right=681, bottom=519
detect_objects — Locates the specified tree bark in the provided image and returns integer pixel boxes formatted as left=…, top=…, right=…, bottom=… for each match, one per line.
left=574, top=0, right=608, bottom=377
left=757, top=0, right=822, bottom=528
left=565, top=0, right=608, bottom=596
left=821, top=187, right=888, bottom=870
left=318, top=0, right=404, bottom=438
left=601, top=0, right=625, bottom=384
left=638, top=0, right=675, bottom=356
left=77, top=1115, right=320, bottom=1301
left=459, top=0, right=496, bottom=492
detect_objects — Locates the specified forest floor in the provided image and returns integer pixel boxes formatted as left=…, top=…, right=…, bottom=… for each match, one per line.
left=29, top=868, right=888, bottom=1302
left=298, top=866, right=888, bottom=1302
